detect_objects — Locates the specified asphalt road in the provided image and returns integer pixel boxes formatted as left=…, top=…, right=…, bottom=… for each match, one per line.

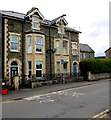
left=2, top=80, right=110, bottom=118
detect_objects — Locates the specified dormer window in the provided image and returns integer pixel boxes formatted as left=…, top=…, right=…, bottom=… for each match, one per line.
left=59, top=24, right=63, bottom=34
left=58, top=23, right=65, bottom=34
left=32, top=17, right=39, bottom=29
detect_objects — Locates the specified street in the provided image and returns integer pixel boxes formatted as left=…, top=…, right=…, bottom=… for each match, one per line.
left=2, top=79, right=110, bottom=118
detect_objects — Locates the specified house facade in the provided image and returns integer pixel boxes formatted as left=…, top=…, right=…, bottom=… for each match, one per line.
left=80, top=43, right=95, bottom=61
left=0, top=7, right=81, bottom=86
left=105, top=47, right=111, bottom=59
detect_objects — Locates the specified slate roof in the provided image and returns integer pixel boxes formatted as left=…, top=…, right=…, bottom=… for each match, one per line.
left=0, top=10, right=81, bottom=33
left=104, top=47, right=111, bottom=53
left=25, top=29, right=45, bottom=35
left=80, top=43, right=95, bottom=53
left=0, top=10, right=25, bottom=20
left=51, top=14, right=68, bottom=25
left=53, top=33, right=69, bottom=39
left=66, top=27, right=81, bottom=33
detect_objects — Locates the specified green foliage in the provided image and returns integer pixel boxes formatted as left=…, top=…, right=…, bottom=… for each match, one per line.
left=80, top=59, right=111, bottom=75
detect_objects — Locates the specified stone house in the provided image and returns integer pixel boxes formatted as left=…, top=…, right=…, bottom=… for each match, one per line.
left=0, top=7, right=81, bottom=86
left=80, top=43, right=95, bottom=61
left=105, top=47, right=111, bottom=59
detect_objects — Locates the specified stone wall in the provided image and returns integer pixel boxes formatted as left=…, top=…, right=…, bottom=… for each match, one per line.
left=88, top=72, right=111, bottom=81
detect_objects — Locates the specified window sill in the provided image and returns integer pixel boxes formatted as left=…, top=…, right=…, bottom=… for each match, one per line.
left=36, top=52, right=43, bottom=55
left=10, top=50, right=19, bottom=53
left=72, top=54, right=78, bottom=56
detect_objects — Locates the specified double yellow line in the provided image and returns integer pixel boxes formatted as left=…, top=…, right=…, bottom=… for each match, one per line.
left=92, top=107, right=111, bottom=118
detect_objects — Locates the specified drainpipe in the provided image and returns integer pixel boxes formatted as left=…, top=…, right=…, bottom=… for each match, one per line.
left=21, top=21, right=25, bottom=86
left=49, top=25, right=52, bottom=81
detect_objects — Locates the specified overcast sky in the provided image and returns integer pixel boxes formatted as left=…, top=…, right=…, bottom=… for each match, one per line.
left=0, top=0, right=110, bottom=56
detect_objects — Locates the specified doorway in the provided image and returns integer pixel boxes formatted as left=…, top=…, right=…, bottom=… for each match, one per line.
left=73, top=62, right=78, bottom=76
left=10, top=61, right=19, bottom=85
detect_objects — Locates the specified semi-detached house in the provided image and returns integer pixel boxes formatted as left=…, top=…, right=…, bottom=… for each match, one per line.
left=0, top=7, right=81, bottom=87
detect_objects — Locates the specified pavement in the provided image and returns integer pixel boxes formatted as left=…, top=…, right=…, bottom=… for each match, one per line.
left=2, top=78, right=110, bottom=102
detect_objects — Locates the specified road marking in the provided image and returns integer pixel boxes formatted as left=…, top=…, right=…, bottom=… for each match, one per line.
left=99, top=114, right=107, bottom=118
left=1, top=81, right=109, bottom=104
left=92, top=107, right=111, bottom=118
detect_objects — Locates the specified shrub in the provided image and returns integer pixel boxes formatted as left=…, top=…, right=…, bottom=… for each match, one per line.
left=80, top=59, right=111, bottom=75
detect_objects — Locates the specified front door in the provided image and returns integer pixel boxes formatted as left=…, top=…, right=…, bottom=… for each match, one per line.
left=10, top=61, right=18, bottom=85
left=73, top=65, right=77, bottom=75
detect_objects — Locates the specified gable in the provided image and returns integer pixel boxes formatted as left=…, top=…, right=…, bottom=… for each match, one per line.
left=51, top=14, right=68, bottom=25
left=25, top=7, right=44, bottom=20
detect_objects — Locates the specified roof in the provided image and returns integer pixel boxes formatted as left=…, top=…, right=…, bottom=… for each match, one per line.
left=25, top=7, right=44, bottom=19
left=25, top=29, right=45, bottom=35
left=0, top=9, right=81, bottom=33
left=0, top=10, right=25, bottom=20
left=80, top=43, right=95, bottom=53
left=104, top=47, right=111, bottom=53
left=66, top=27, right=82, bottom=33
left=51, top=14, right=68, bottom=25
left=53, top=33, right=69, bottom=39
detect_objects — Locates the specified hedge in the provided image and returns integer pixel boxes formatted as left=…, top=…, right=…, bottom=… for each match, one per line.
left=80, top=59, right=111, bottom=75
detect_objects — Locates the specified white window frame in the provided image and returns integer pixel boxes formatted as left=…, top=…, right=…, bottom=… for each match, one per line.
left=72, top=43, right=78, bottom=56
left=83, top=53, right=86, bottom=59
left=56, top=40, right=60, bottom=54
left=35, top=36, right=43, bottom=53
left=27, top=36, right=32, bottom=53
left=32, top=17, right=39, bottom=30
left=10, top=35, right=19, bottom=52
left=36, top=61, right=43, bottom=78
left=63, top=40, right=68, bottom=55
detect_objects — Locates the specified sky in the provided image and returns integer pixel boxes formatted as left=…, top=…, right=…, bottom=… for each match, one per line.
left=0, top=0, right=110, bottom=56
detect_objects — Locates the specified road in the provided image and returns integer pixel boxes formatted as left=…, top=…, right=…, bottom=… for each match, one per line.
left=2, top=80, right=110, bottom=118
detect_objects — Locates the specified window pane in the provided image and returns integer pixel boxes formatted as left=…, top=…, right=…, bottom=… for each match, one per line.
left=72, top=43, right=78, bottom=55
left=28, top=61, right=32, bottom=78
left=11, top=43, right=18, bottom=50
left=28, top=61, right=31, bottom=69
left=28, top=36, right=32, bottom=45
left=36, top=37, right=42, bottom=52
left=36, top=70, right=42, bottom=77
left=32, top=17, right=39, bottom=29
left=56, top=40, right=60, bottom=54
left=36, top=45, right=42, bottom=52
left=36, top=37, right=42, bottom=44
left=28, top=36, right=32, bottom=53
left=33, top=17, right=38, bottom=22
left=12, top=35, right=18, bottom=43
left=11, top=35, right=18, bottom=51
left=36, top=61, right=42, bottom=69
left=56, top=40, right=59, bottom=47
